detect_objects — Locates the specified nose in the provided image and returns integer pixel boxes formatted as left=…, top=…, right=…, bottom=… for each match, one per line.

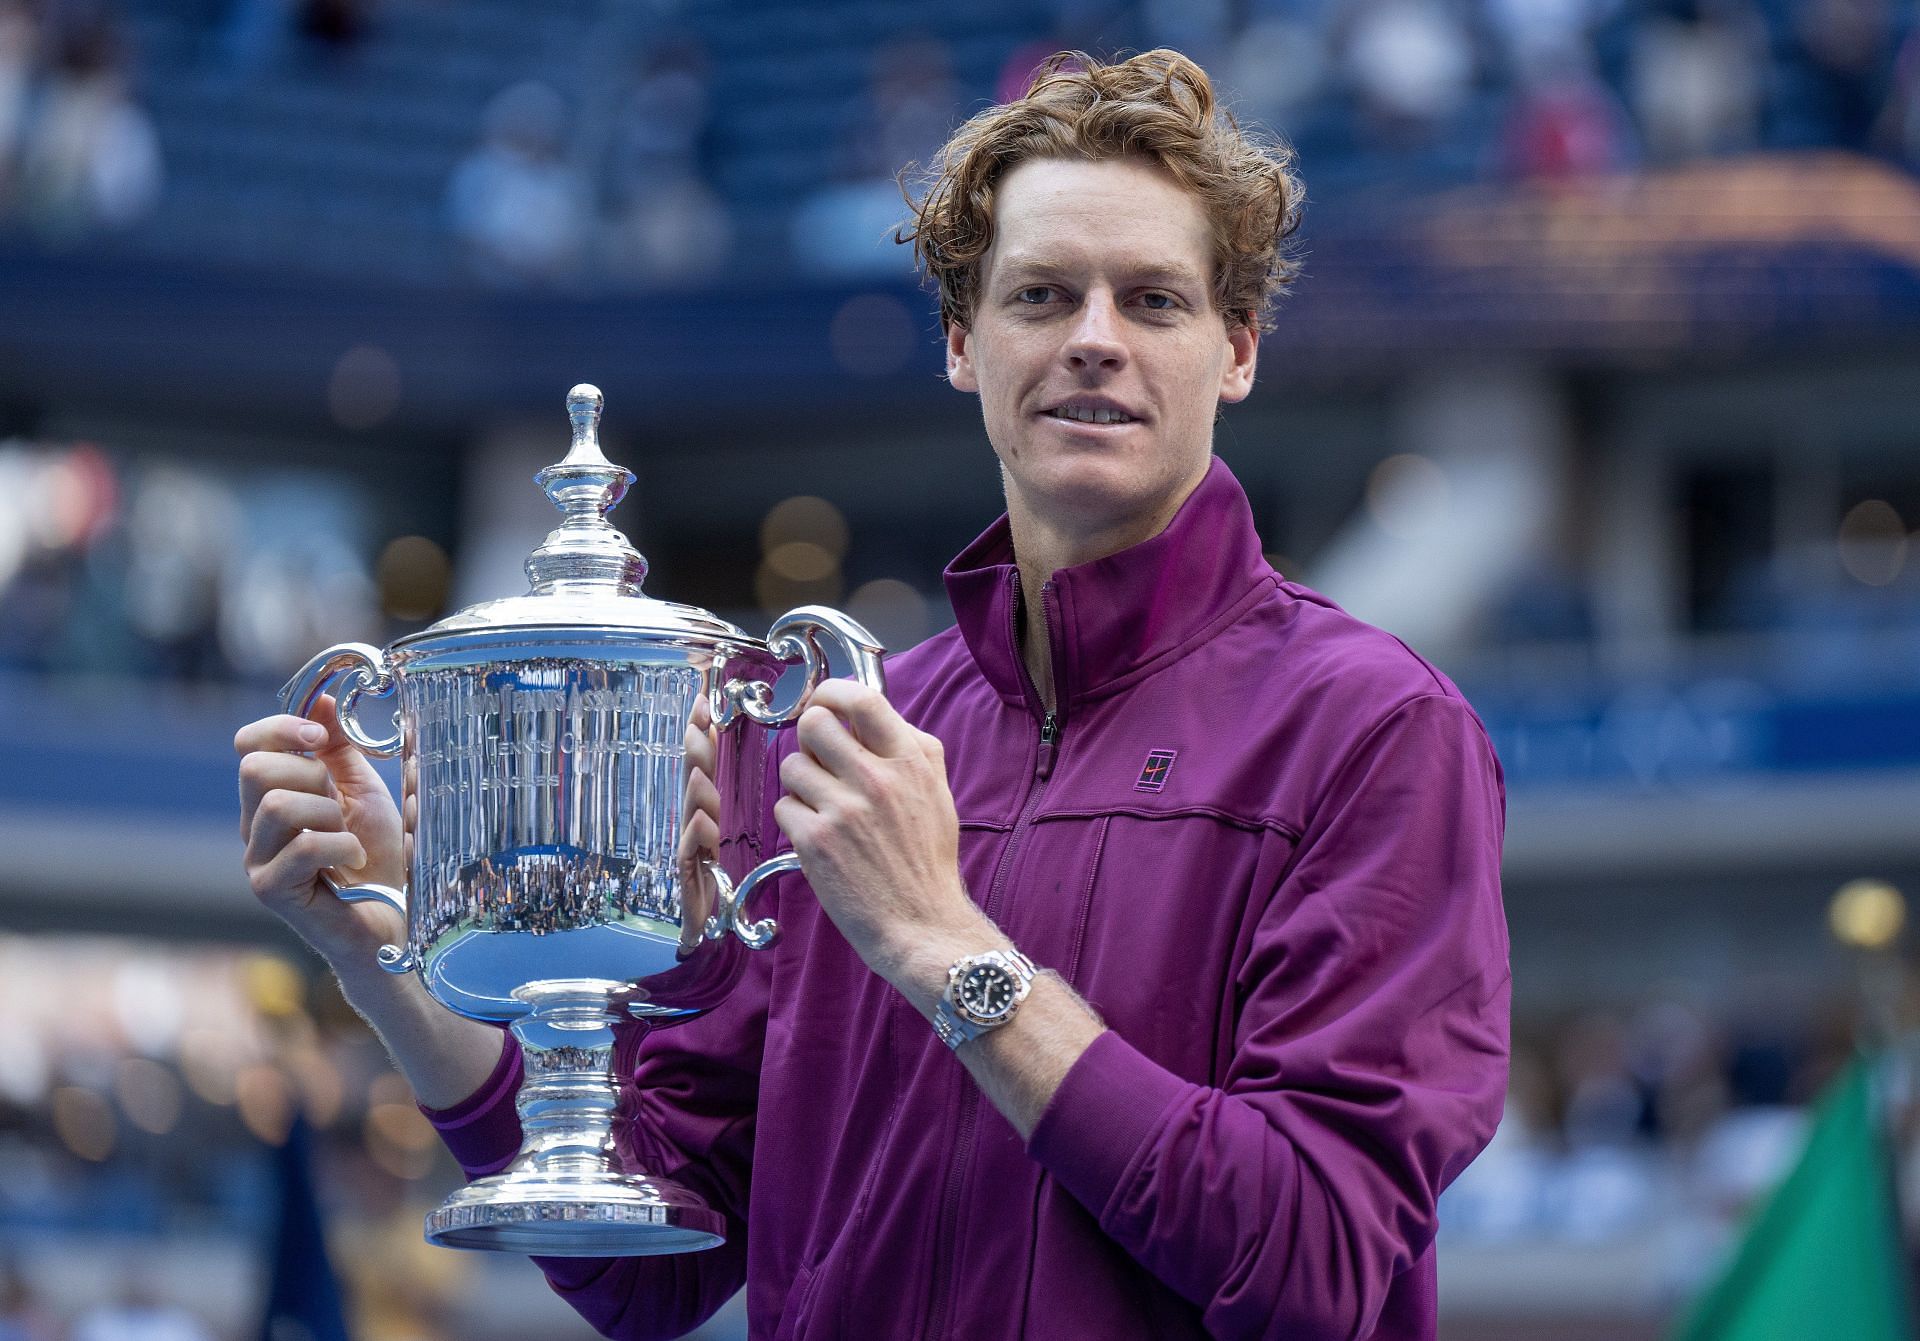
left=1063, top=291, right=1127, bottom=372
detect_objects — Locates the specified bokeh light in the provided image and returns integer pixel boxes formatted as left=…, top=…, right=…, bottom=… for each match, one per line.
left=377, top=534, right=454, bottom=622
left=759, top=495, right=848, bottom=560
left=1365, top=453, right=1453, bottom=541
left=51, top=1085, right=116, bottom=1163
left=327, top=344, right=403, bottom=431
left=1837, top=499, right=1907, bottom=586
left=114, top=1056, right=184, bottom=1136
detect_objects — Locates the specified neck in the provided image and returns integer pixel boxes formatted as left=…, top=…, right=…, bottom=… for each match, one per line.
left=1006, top=467, right=1207, bottom=713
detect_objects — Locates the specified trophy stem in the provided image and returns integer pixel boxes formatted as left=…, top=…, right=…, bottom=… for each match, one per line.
left=423, top=980, right=727, bottom=1256
left=513, top=986, right=625, bottom=1178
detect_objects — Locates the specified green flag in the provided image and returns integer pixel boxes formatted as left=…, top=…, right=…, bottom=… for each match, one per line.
left=1673, top=1052, right=1914, bottom=1341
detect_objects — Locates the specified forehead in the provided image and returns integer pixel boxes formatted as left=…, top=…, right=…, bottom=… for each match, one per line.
left=983, top=156, right=1215, bottom=288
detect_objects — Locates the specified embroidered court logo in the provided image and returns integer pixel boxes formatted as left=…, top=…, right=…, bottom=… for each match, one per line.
left=1134, top=749, right=1178, bottom=793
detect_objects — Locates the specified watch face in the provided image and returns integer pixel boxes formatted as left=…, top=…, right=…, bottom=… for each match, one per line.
left=957, top=963, right=1016, bottom=1021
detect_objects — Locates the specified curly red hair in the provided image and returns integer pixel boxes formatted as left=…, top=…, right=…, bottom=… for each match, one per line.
left=900, top=48, right=1304, bottom=334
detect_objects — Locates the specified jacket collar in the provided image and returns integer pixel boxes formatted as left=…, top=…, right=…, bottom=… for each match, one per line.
left=943, top=456, right=1275, bottom=712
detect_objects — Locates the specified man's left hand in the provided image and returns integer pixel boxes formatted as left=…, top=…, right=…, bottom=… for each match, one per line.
left=773, top=678, right=991, bottom=1001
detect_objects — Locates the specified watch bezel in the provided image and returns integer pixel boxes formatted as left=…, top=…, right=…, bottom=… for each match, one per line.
left=945, top=950, right=1034, bottom=1029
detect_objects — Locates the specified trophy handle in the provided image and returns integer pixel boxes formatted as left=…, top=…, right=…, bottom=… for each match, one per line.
left=700, top=853, right=796, bottom=951
left=331, top=883, right=417, bottom=974
left=714, top=606, right=887, bottom=729
left=280, top=641, right=404, bottom=758
left=279, top=643, right=416, bottom=974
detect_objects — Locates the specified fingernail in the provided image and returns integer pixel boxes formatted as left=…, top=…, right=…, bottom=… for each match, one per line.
left=299, top=724, right=326, bottom=746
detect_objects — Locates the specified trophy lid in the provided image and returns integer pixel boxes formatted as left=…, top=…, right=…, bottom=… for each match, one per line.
left=396, top=384, right=752, bottom=649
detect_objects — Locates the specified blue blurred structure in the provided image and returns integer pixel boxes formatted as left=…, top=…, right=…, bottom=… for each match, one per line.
left=260, top=1118, right=351, bottom=1341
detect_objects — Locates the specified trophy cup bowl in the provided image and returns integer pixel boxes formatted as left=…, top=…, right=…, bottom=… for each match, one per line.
left=279, top=385, right=884, bottom=1256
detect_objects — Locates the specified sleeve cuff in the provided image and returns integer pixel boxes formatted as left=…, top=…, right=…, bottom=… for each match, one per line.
left=1026, top=1029, right=1194, bottom=1223
left=419, top=1029, right=523, bottom=1178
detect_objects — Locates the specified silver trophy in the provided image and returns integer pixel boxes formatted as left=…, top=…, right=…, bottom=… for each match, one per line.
left=280, top=385, right=884, bottom=1256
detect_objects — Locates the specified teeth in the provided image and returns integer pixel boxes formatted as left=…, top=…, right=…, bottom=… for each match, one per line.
left=1053, top=406, right=1132, bottom=424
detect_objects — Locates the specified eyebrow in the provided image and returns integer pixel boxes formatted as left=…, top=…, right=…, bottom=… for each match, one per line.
left=994, top=255, right=1209, bottom=292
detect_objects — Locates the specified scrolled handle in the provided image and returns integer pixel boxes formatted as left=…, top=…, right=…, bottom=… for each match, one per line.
left=714, top=606, right=887, bottom=729
left=280, top=642, right=403, bottom=758
left=332, top=883, right=417, bottom=974
left=700, top=853, right=797, bottom=951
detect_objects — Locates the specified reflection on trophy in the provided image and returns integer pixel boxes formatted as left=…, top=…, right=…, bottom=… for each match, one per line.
left=280, top=385, right=885, bottom=1256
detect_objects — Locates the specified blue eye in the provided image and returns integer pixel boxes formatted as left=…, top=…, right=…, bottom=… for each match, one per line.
left=1015, top=287, right=1053, bottom=305
left=1139, top=292, right=1175, bottom=310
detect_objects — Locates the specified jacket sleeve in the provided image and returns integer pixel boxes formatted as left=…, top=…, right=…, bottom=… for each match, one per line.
left=1025, top=691, right=1511, bottom=1341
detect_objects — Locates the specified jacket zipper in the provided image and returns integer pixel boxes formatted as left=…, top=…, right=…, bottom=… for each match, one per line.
left=920, top=576, right=1061, bottom=1341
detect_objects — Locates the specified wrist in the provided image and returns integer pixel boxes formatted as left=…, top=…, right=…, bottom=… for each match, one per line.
left=887, top=916, right=1006, bottom=1019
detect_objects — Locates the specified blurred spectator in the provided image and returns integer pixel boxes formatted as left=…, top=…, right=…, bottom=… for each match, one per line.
left=1497, top=52, right=1634, bottom=177
left=1483, top=0, right=1613, bottom=84
left=0, top=0, right=37, bottom=209
left=793, top=35, right=959, bottom=277
left=600, top=38, right=732, bottom=286
left=447, top=82, right=590, bottom=287
left=1784, top=0, right=1896, bottom=149
left=1337, top=0, right=1477, bottom=148
left=1222, top=13, right=1335, bottom=133
left=10, top=0, right=161, bottom=236
left=1627, top=0, right=1765, bottom=163
left=842, top=34, right=960, bottom=183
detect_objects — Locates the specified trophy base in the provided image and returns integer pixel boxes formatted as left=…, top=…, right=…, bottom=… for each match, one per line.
left=425, top=1171, right=727, bottom=1256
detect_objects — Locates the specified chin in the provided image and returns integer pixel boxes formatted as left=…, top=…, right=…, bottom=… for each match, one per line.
left=1014, top=461, right=1191, bottom=540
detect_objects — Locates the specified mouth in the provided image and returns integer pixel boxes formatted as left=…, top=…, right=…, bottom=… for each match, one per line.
left=1041, top=400, right=1142, bottom=427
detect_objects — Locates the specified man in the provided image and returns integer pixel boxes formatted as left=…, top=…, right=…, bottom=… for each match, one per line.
left=237, top=49, right=1509, bottom=1340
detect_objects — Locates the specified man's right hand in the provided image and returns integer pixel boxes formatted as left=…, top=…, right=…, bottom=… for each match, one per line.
left=236, top=694, right=407, bottom=971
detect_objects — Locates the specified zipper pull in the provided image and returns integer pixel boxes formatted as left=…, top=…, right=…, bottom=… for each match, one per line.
left=1037, top=711, right=1058, bottom=780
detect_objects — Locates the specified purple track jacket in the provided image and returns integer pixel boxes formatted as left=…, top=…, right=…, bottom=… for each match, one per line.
left=428, top=458, right=1512, bottom=1340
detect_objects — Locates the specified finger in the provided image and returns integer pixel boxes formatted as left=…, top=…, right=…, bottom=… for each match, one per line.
left=678, top=806, right=720, bottom=860
left=794, top=704, right=867, bottom=776
left=238, top=751, right=332, bottom=837
left=772, top=793, right=818, bottom=850
left=690, top=692, right=711, bottom=732
left=235, top=713, right=329, bottom=757
left=804, top=680, right=918, bottom=758
left=684, top=765, right=721, bottom=825
left=249, top=829, right=370, bottom=903
left=683, top=715, right=717, bottom=779
left=777, top=748, right=837, bottom=811
left=305, top=696, right=384, bottom=789
left=246, top=789, right=351, bottom=867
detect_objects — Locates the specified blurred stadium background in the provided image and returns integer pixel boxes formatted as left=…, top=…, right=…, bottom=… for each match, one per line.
left=3, top=0, right=1920, bottom=1337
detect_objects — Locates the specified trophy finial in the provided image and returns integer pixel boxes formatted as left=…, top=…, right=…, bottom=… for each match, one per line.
left=566, top=384, right=604, bottom=453
left=526, top=384, right=647, bottom=594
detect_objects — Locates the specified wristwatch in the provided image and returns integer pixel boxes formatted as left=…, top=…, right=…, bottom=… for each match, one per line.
left=932, top=948, right=1037, bottom=1050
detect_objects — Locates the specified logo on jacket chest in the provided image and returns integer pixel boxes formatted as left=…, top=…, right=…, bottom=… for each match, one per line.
left=1134, top=749, right=1178, bottom=793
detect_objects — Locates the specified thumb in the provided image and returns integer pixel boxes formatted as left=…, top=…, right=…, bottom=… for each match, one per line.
left=306, top=694, right=391, bottom=799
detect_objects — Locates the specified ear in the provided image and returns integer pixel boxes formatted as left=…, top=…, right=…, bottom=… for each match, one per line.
left=946, top=320, right=978, bottom=393
left=1217, top=321, right=1257, bottom=405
